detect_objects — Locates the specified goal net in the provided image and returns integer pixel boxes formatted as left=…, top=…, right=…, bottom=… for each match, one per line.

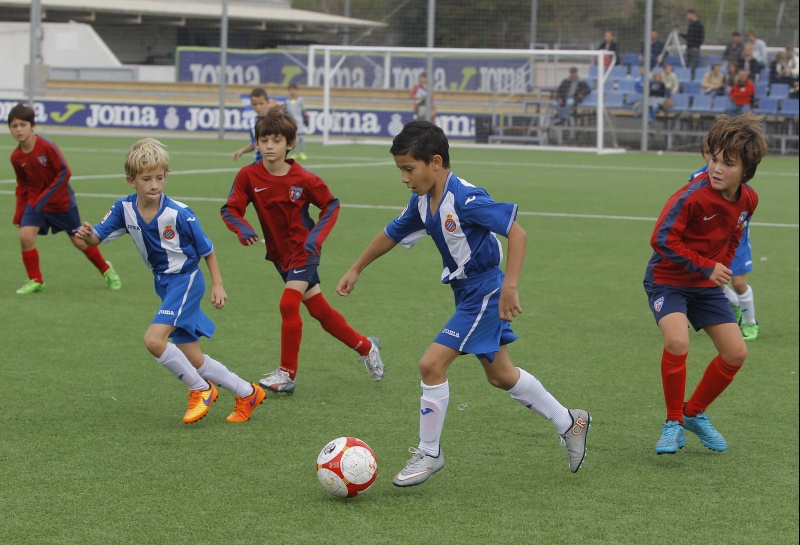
left=308, top=45, right=620, bottom=154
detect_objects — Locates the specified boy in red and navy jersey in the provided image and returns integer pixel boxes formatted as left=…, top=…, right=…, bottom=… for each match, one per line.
left=221, top=105, right=384, bottom=394
left=8, top=103, right=121, bottom=295
left=644, top=111, right=766, bottom=455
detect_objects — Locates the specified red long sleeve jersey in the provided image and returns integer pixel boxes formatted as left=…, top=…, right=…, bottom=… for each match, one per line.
left=220, top=159, right=340, bottom=271
left=10, top=135, right=74, bottom=224
left=645, top=172, right=757, bottom=288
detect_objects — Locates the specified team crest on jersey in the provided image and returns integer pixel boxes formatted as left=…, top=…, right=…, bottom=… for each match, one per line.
left=162, top=225, right=176, bottom=240
left=737, top=211, right=748, bottom=229
left=654, top=296, right=664, bottom=313
left=37, top=155, right=48, bottom=166
left=101, top=209, right=112, bottom=223
left=444, top=214, right=457, bottom=233
left=289, top=186, right=303, bottom=201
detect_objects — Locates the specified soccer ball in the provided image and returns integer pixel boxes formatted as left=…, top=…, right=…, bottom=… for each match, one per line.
left=316, top=437, right=378, bottom=498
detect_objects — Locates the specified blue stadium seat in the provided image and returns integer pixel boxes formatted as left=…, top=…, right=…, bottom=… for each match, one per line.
left=614, top=79, right=638, bottom=93
left=711, top=96, right=734, bottom=113
left=754, top=82, right=769, bottom=99
left=588, top=65, right=599, bottom=79
left=689, top=94, right=713, bottom=114
left=757, top=97, right=780, bottom=116
left=623, top=53, right=640, bottom=67
left=693, top=67, right=710, bottom=81
left=673, top=67, right=692, bottom=82
left=664, top=55, right=683, bottom=67
left=781, top=98, right=799, bottom=117
left=704, top=54, right=723, bottom=67
left=610, top=65, right=629, bottom=79
left=769, top=83, right=790, bottom=99
left=681, top=81, right=701, bottom=95
left=604, top=92, right=626, bottom=108
left=624, top=91, right=642, bottom=108
left=759, top=67, right=771, bottom=82
left=581, top=91, right=598, bottom=108
left=670, top=94, right=691, bottom=113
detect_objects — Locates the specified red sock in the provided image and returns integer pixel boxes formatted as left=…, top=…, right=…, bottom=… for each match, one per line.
left=21, top=249, right=43, bottom=283
left=661, top=349, right=687, bottom=423
left=685, top=355, right=740, bottom=416
left=82, top=246, right=109, bottom=273
left=279, top=289, right=304, bottom=380
left=303, top=292, right=371, bottom=356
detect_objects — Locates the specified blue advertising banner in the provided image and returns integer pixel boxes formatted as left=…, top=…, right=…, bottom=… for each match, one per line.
left=0, top=98, right=478, bottom=140
left=175, top=47, right=533, bottom=93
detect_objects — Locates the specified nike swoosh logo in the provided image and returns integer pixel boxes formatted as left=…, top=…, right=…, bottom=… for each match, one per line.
left=703, top=214, right=719, bottom=221
left=203, top=385, right=214, bottom=406
left=249, top=388, right=260, bottom=407
left=465, top=196, right=476, bottom=205
left=187, top=217, right=196, bottom=222
left=293, top=269, right=306, bottom=273
left=395, top=469, right=434, bottom=481
left=255, top=187, right=268, bottom=192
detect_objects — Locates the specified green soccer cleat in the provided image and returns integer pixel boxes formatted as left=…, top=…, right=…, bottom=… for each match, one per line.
left=741, top=322, right=759, bottom=341
left=16, top=279, right=45, bottom=295
left=730, top=304, right=743, bottom=325
left=103, top=262, right=122, bottom=290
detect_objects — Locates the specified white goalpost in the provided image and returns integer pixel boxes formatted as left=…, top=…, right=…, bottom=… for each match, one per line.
left=308, top=45, right=622, bottom=154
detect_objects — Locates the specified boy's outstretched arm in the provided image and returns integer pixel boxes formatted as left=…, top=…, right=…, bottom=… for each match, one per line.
left=336, top=231, right=398, bottom=296
left=203, top=251, right=227, bottom=309
left=232, top=143, right=254, bottom=161
left=75, top=220, right=101, bottom=247
left=499, top=222, right=527, bottom=322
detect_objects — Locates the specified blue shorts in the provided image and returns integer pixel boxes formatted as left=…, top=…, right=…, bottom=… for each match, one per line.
left=644, top=281, right=736, bottom=331
left=435, top=269, right=518, bottom=363
left=152, top=269, right=216, bottom=344
left=730, top=224, right=752, bottom=277
left=20, top=205, right=81, bottom=236
left=273, top=263, right=320, bottom=290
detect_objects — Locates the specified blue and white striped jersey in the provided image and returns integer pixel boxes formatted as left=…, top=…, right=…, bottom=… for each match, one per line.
left=248, top=114, right=262, bottom=163
left=93, top=194, right=214, bottom=275
left=384, top=171, right=518, bottom=284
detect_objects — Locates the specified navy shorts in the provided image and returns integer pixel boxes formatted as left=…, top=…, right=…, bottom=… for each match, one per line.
left=644, top=281, right=736, bottom=331
left=152, top=269, right=216, bottom=344
left=273, top=263, right=320, bottom=291
left=435, top=269, right=518, bottom=363
left=20, top=205, right=81, bottom=236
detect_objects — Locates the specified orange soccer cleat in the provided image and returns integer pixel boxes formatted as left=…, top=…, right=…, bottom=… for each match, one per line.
left=183, top=381, right=218, bottom=424
left=227, top=383, right=266, bottom=423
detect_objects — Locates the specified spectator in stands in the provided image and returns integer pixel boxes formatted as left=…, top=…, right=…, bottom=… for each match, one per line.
left=553, top=67, right=591, bottom=126
left=597, top=31, right=618, bottom=68
left=723, top=31, right=744, bottom=65
left=784, top=43, right=800, bottom=83
left=701, top=63, right=726, bottom=95
left=770, top=52, right=788, bottom=84
left=737, top=43, right=763, bottom=81
left=680, top=10, right=705, bottom=78
left=639, top=29, right=665, bottom=69
left=633, top=69, right=671, bottom=124
left=728, top=69, right=755, bottom=114
left=747, top=31, right=768, bottom=68
left=410, top=72, right=436, bottom=121
left=723, top=60, right=739, bottom=88
left=790, top=80, right=799, bottom=99
left=662, top=64, right=681, bottom=96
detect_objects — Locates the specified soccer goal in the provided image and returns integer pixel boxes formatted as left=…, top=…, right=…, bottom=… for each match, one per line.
left=307, top=45, right=622, bottom=154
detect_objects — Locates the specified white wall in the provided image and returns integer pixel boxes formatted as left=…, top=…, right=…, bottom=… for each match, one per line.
left=0, top=21, right=121, bottom=94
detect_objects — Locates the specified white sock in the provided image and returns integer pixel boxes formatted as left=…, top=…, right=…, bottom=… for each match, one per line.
left=723, top=284, right=739, bottom=307
left=198, top=355, right=254, bottom=397
left=418, top=380, right=449, bottom=456
left=156, top=343, right=209, bottom=390
left=507, top=368, right=572, bottom=435
left=738, top=286, right=757, bottom=324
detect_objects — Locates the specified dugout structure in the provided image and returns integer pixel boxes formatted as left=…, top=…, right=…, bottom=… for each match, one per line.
left=309, top=45, right=622, bottom=154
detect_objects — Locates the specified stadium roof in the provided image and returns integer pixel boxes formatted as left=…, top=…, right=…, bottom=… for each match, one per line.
left=0, top=0, right=386, bottom=29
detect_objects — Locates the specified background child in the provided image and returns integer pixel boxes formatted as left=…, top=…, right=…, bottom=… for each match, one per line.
left=220, top=105, right=383, bottom=395
left=8, top=103, right=121, bottom=295
left=689, top=139, right=760, bottom=341
left=336, top=121, right=590, bottom=487
left=644, top=111, right=767, bottom=455
left=285, top=83, right=308, bottom=161
left=232, top=87, right=270, bottom=163
left=76, top=138, right=265, bottom=424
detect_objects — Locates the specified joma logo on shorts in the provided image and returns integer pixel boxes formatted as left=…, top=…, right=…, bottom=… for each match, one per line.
left=158, top=310, right=175, bottom=316
left=442, top=328, right=460, bottom=338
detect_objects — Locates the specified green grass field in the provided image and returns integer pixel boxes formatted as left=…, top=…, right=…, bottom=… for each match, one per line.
left=1, top=134, right=797, bottom=545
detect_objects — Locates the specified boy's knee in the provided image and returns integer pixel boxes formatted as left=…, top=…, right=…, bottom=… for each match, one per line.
left=723, top=343, right=748, bottom=366
left=143, top=332, right=166, bottom=357
left=664, top=338, right=689, bottom=355
left=418, top=357, right=445, bottom=383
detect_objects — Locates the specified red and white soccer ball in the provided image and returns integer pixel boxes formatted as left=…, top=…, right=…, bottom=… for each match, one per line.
left=316, top=436, right=378, bottom=498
